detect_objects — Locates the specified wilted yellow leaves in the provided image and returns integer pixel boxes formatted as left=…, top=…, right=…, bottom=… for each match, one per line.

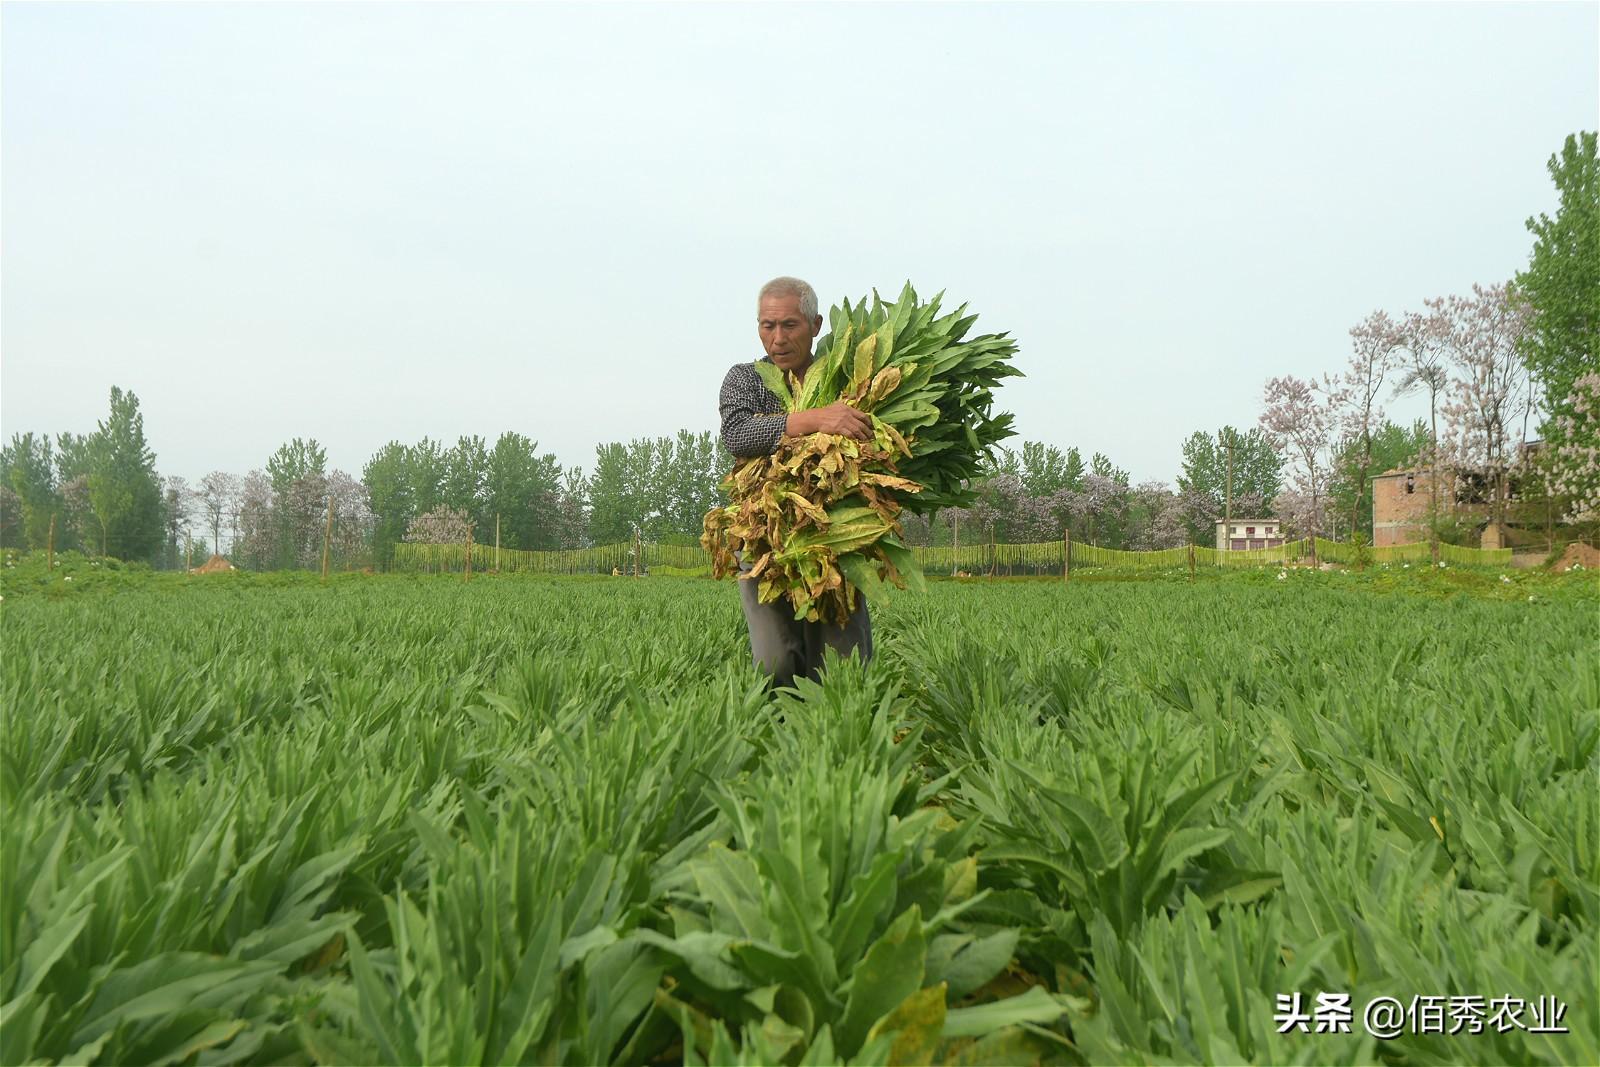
left=701, top=431, right=921, bottom=624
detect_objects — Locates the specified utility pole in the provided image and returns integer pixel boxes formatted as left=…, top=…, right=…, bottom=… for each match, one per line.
left=1221, top=429, right=1234, bottom=540
left=495, top=513, right=501, bottom=573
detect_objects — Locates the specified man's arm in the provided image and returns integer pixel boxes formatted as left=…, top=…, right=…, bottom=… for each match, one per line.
left=719, top=365, right=874, bottom=458
left=719, top=365, right=788, bottom=458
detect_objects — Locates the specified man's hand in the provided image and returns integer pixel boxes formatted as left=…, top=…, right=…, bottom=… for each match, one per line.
left=787, top=402, right=873, bottom=441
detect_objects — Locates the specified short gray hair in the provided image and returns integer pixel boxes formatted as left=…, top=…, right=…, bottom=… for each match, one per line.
left=757, top=276, right=819, bottom=320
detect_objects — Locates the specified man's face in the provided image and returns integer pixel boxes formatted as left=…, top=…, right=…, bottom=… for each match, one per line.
left=758, top=293, right=822, bottom=374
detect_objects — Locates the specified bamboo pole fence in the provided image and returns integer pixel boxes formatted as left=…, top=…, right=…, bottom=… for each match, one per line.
left=391, top=535, right=1514, bottom=577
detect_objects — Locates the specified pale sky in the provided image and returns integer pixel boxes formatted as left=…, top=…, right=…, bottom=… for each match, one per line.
left=3, top=1, right=1595, bottom=487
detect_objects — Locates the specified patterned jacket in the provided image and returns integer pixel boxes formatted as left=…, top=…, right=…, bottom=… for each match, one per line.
left=718, top=358, right=791, bottom=458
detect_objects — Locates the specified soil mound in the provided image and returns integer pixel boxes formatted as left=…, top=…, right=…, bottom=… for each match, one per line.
left=194, top=554, right=236, bottom=574
left=1552, top=542, right=1600, bottom=572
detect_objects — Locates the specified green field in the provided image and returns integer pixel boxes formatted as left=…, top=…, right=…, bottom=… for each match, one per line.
left=3, top=572, right=1596, bottom=1065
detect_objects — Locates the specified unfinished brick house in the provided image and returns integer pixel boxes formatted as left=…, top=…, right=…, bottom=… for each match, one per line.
left=1372, top=467, right=1443, bottom=546
left=1372, top=447, right=1542, bottom=548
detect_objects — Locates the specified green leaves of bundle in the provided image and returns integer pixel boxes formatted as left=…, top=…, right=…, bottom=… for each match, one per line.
left=759, top=282, right=1022, bottom=512
left=702, top=283, right=1021, bottom=623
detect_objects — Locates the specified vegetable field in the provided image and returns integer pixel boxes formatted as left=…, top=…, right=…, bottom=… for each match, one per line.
left=3, top=574, right=1596, bottom=1065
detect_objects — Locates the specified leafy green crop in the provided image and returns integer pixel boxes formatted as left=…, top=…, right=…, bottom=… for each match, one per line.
left=1, top=574, right=1594, bottom=1065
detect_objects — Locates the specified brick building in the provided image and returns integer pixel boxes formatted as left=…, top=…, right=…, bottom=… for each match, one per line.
left=1214, top=519, right=1286, bottom=551
left=1372, top=463, right=1521, bottom=547
left=1371, top=467, right=1445, bottom=546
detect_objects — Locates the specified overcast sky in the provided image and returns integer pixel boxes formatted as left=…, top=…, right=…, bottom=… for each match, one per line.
left=3, top=1, right=1595, bottom=487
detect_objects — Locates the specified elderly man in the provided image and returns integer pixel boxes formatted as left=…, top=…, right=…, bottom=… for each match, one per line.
left=718, top=276, right=875, bottom=688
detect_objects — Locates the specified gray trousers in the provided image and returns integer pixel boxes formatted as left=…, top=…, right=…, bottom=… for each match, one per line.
left=737, top=573, right=873, bottom=689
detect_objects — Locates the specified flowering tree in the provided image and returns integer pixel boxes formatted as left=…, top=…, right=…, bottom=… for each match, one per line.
left=955, top=474, right=1019, bottom=555
left=58, top=474, right=95, bottom=555
left=931, top=442, right=1145, bottom=560
left=1260, top=376, right=1334, bottom=561
left=556, top=468, right=590, bottom=549
left=1392, top=304, right=1453, bottom=538
left=0, top=485, right=21, bottom=549
left=1271, top=486, right=1326, bottom=547
left=1126, top=481, right=1188, bottom=550
left=284, top=475, right=332, bottom=569
left=952, top=473, right=1068, bottom=546
left=1436, top=283, right=1537, bottom=526
left=198, top=471, right=239, bottom=558
left=1541, top=371, right=1600, bottom=526
left=1326, top=311, right=1400, bottom=537
left=404, top=505, right=473, bottom=545
left=163, top=475, right=196, bottom=569
left=1062, top=473, right=1126, bottom=547
left=327, top=470, right=376, bottom=568
left=1146, top=497, right=1190, bottom=551
left=234, top=471, right=274, bottom=571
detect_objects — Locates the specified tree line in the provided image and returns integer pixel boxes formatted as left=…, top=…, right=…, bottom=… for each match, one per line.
left=0, top=382, right=1285, bottom=571
left=896, top=433, right=1283, bottom=553
left=0, top=383, right=1564, bottom=571
left=2, top=391, right=1286, bottom=568
left=361, top=429, right=731, bottom=559
left=0, top=412, right=738, bottom=570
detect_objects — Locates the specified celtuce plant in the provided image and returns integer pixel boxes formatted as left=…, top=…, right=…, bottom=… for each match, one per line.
left=3, top=546, right=1594, bottom=1065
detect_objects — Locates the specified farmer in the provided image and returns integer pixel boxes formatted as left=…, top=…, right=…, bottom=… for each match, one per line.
left=718, top=276, right=875, bottom=688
